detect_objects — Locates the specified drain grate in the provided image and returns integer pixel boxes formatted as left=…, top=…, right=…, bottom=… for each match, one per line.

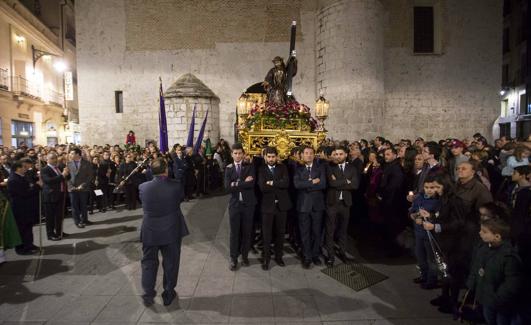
left=321, top=262, right=389, bottom=291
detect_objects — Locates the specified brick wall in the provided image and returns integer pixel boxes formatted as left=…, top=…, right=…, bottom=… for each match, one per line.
left=382, top=0, right=502, bottom=141
left=76, top=0, right=316, bottom=145
left=76, top=0, right=502, bottom=145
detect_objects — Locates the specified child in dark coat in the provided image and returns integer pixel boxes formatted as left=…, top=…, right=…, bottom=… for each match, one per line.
left=409, top=175, right=441, bottom=289
left=466, top=217, right=523, bottom=325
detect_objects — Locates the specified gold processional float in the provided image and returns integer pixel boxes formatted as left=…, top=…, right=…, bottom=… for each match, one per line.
left=235, top=21, right=329, bottom=160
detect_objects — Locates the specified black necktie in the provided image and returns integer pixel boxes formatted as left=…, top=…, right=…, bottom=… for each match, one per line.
left=270, top=166, right=275, bottom=174
left=236, top=163, right=241, bottom=176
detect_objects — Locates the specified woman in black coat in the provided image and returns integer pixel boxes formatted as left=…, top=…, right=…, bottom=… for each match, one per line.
left=422, top=173, right=468, bottom=314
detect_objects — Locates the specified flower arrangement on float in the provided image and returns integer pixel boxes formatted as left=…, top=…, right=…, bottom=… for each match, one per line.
left=245, top=101, right=318, bottom=131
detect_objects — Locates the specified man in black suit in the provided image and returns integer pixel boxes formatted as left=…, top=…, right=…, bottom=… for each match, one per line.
left=7, top=160, right=40, bottom=254
left=170, top=144, right=186, bottom=183
left=258, top=147, right=292, bottom=270
left=99, top=151, right=115, bottom=210
left=66, top=148, right=94, bottom=228
left=325, top=146, right=359, bottom=266
left=224, top=143, right=256, bottom=271
left=293, top=146, right=326, bottom=269
left=41, top=153, right=69, bottom=240
left=378, top=147, right=406, bottom=256
left=139, top=158, right=189, bottom=307
left=0, top=154, right=11, bottom=198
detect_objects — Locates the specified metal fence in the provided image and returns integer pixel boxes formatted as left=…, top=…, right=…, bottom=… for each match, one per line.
left=11, top=75, right=42, bottom=100
left=0, top=68, right=8, bottom=90
left=10, top=75, right=64, bottom=107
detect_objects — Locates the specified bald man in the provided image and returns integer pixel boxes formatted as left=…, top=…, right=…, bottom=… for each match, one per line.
left=41, top=153, right=69, bottom=240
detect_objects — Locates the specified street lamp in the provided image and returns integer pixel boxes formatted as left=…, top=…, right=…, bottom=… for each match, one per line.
left=32, top=45, right=58, bottom=69
left=53, top=61, right=67, bottom=73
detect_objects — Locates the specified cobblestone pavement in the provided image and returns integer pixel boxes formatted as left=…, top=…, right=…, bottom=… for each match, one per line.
left=0, top=195, right=453, bottom=324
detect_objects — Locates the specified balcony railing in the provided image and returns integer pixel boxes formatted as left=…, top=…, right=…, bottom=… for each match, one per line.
left=11, top=75, right=42, bottom=100
left=45, top=88, right=64, bottom=107
left=0, top=68, right=8, bottom=90
left=10, top=75, right=64, bottom=107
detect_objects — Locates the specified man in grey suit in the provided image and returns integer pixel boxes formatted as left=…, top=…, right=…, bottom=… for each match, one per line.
left=139, top=158, right=189, bottom=307
left=66, top=148, right=94, bottom=228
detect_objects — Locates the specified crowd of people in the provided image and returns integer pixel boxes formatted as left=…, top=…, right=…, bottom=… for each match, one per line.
left=0, top=139, right=229, bottom=252
left=0, top=132, right=529, bottom=324
left=224, top=133, right=530, bottom=325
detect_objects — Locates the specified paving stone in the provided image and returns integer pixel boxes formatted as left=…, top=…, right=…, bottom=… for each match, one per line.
left=49, top=295, right=112, bottom=322
left=194, top=275, right=234, bottom=297
left=229, top=295, right=275, bottom=323
left=92, top=295, right=146, bottom=323
left=272, top=295, right=321, bottom=322
left=137, top=297, right=192, bottom=323
left=0, top=194, right=457, bottom=324
left=232, top=271, right=272, bottom=296
left=185, top=295, right=232, bottom=323
left=0, top=293, right=72, bottom=322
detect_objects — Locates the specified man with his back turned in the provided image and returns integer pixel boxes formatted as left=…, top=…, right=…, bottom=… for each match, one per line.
left=139, top=158, right=189, bottom=307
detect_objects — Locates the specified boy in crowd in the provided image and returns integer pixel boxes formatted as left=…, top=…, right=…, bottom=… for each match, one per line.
left=466, top=217, right=523, bottom=325
left=409, top=175, right=441, bottom=289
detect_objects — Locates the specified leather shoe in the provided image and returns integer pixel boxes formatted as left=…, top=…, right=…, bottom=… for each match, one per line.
left=437, top=303, right=455, bottom=314
left=302, top=259, right=311, bottom=269
left=76, top=223, right=85, bottom=229
left=61, top=232, right=70, bottom=238
left=275, top=258, right=285, bottom=267
left=413, top=276, right=425, bottom=284
left=261, top=260, right=270, bottom=271
left=229, top=259, right=238, bottom=271
left=162, top=291, right=176, bottom=306
left=421, top=282, right=439, bottom=290
left=430, top=295, right=449, bottom=306
left=48, top=236, right=61, bottom=241
left=142, top=297, right=154, bottom=307
left=337, top=251, right=354, bottom=262
left=325, top=257, right=335, bottom=268
left=241, top=257, right=250, bottom=267
left=312, top=257, right=322, bottom=266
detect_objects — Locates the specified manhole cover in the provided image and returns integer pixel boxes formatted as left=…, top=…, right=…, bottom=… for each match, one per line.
left=321, top=262, right=389, bottom=291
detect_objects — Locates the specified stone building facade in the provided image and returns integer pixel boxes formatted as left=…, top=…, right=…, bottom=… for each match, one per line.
left=0, top=0, right=79, bottom=147
left=76, top=0, right=502, bottom=145
left=164, top=73, right=220, bottom=147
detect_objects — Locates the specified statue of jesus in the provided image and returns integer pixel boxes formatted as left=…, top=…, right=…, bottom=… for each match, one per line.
left=262, top=53, right=297, bottom=105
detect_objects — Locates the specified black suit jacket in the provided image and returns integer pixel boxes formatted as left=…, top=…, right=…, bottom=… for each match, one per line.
left=41, top=165, right=66, bottom=203
left=7, top=172, right=40, bottom=217
left=224, top=162, right=256, bottom=207
left=378, top=159, right=405, bottom=210
left=139, top=176, right=189, bottom=246
left=258, top=163, right=292, bottom=213
left=293, top=160, right=326, bottom=212
left=326, top=162, right=360, bottom=207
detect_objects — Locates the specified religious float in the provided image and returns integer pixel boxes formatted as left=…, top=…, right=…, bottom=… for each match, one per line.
left=235, top=22, right=330, bottom=159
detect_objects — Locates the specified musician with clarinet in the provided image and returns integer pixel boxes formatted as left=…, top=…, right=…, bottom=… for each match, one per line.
left=118, top=153, right=144, bottom=210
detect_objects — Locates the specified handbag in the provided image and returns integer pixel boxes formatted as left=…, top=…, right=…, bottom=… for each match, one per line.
left=456, top=289, right=485, bottom=324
